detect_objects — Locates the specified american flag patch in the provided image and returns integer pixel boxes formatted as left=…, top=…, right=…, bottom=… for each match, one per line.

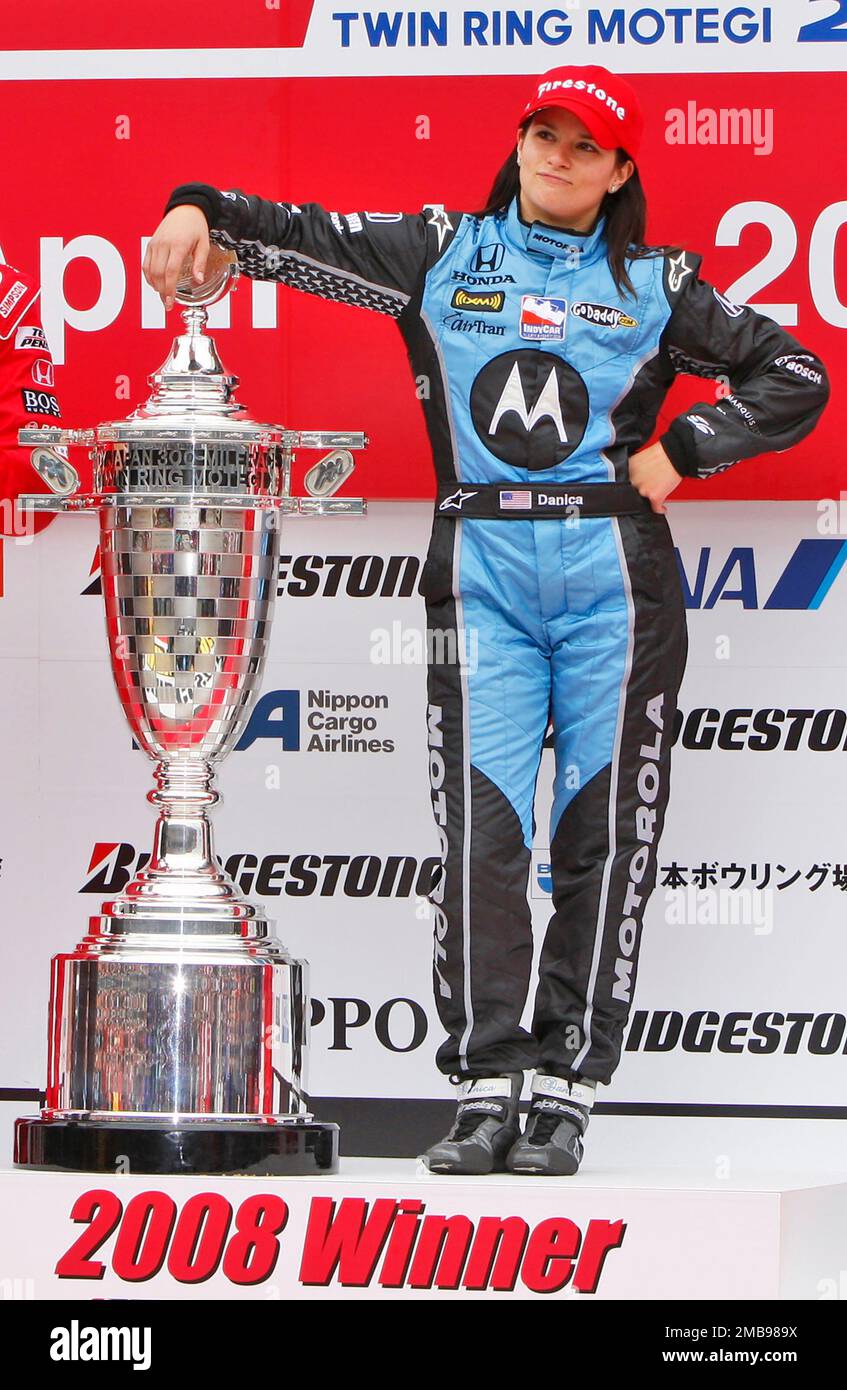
left=499, top=490, right=532, bottom=510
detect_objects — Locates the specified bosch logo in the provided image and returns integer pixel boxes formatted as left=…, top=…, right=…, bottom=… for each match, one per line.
left=775, top=354, right=823, bottom=386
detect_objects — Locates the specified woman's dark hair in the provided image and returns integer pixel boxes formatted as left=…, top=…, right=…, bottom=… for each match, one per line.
left=474, top=118, right=673, bottom=300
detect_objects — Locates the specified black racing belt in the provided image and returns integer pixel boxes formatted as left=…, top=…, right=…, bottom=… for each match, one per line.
left=435, top=481, right=652, bottom=520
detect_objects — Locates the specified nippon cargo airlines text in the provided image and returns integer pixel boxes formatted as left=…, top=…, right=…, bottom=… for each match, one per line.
left=330, top=7, right=774, bottom=48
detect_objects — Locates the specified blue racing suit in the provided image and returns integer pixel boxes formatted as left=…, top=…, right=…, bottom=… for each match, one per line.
left=166, top=183, right=829, bottom=1083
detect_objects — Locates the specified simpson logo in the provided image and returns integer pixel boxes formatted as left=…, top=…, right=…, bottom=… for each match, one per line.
left=14, top=324, right=48, bottom=352
left=22, top=388, right=61, bottom=418
left=775, top=354, right=823, bottom=386
left=451, top=289, right=505, bottom=312
left=0, top=280, right=26, bottom=317
left=31, top=358, right=54, bottom=387
left=572, top=302, right=638, bottom=329
left=520, top=295, right=567, bottom=341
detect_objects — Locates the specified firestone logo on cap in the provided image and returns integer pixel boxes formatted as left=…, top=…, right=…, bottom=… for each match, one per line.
left=520, top=65, right=644, bottom=157
left=536, top=77, right=627, bottom=122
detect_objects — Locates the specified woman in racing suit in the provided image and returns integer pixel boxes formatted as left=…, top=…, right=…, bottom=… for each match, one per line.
left=144, top=65, right=829, bottom=1176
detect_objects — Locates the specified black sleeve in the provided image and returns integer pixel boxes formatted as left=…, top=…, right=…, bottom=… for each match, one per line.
left=164, top=183, right=460, bottom=319
left=656, top=250, right=830, bottom=479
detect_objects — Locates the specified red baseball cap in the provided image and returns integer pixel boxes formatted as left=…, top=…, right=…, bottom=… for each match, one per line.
left=519, top=65, right=644, bottom=158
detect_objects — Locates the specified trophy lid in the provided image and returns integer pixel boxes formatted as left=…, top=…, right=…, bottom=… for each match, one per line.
left=92, top=247, right=285, bottom=445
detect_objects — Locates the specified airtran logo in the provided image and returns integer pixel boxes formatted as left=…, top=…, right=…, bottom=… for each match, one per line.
left=677, top=540, right=847, bottom=609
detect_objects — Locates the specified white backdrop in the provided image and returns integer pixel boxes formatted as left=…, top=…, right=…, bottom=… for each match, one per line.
left=0, top=499, right=845, bottom=1122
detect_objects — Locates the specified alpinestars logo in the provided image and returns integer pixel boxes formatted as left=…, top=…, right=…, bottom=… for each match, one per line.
left=470, top=350, right=589, bottom=468
left=439, top=489, right=478, bottom=511
left=667, top=251, right=694, bottom=293
left=425, top=205, right=454, bottom=251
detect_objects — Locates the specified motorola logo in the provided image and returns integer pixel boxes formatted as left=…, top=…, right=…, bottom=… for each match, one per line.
left=469, top=350, right=589, bottom=468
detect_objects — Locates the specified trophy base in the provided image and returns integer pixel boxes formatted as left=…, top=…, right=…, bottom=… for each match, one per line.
left=14, top=1117, right=340, bottom=1176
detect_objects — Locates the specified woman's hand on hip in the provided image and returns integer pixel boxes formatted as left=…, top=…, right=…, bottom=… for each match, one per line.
left=628, top=442, right=683, bottom=515
left=143, top=206, right=211, bottom=311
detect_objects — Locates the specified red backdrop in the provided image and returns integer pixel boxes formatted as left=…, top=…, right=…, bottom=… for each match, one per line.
left=0, top=69, right=843, bottom=499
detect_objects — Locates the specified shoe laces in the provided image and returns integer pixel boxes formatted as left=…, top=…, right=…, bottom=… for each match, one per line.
left=453, top=1107, right=491, bottom=1141
left=527, top=1110, right=565, bottom=1146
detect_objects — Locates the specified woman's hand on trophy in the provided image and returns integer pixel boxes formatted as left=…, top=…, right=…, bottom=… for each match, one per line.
left=143, top=206, right=211, bottom=312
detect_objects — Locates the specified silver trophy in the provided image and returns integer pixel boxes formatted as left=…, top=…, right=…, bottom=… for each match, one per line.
left=14, top=252, right=366, bottom=1174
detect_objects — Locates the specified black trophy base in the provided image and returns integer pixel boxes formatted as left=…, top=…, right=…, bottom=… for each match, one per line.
left=14, top=1116, right=340, bottom=1176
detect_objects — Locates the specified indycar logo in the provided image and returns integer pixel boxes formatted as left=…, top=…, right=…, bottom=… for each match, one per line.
left=451, top=289, right=505, bottom=312
left=520, top=295, right=567, bottom=341
left=571, top=301, right=638, bottom=329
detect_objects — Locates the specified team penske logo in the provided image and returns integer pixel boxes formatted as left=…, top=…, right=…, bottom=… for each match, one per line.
left=451, top=289, right=505, bottom=313
left=572, top=301, right=638, bottom=329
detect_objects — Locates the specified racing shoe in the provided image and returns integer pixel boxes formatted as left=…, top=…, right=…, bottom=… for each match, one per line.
left=421, top=1074, right=523, bottom=1175
left=506, top=1073, right=595, bottom=1176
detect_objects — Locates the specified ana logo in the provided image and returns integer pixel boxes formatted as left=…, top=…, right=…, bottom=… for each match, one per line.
left=470, top=351, right=589, bottom=468
left=470, top=243, right=506, bottom=273
left=451, top=289, right=505, bottom=312
left=677, top=539, right=847, bottom=610
left=520, top=295, right=567, bottom=341
left=572, top=301, right=638, bottom=329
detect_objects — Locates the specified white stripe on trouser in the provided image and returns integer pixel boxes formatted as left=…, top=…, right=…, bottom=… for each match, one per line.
left=453, top=518, right=475, bottom=1071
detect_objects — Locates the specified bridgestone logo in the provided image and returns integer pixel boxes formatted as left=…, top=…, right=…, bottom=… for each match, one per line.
left=613, top=695, right=664, bottom=1004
